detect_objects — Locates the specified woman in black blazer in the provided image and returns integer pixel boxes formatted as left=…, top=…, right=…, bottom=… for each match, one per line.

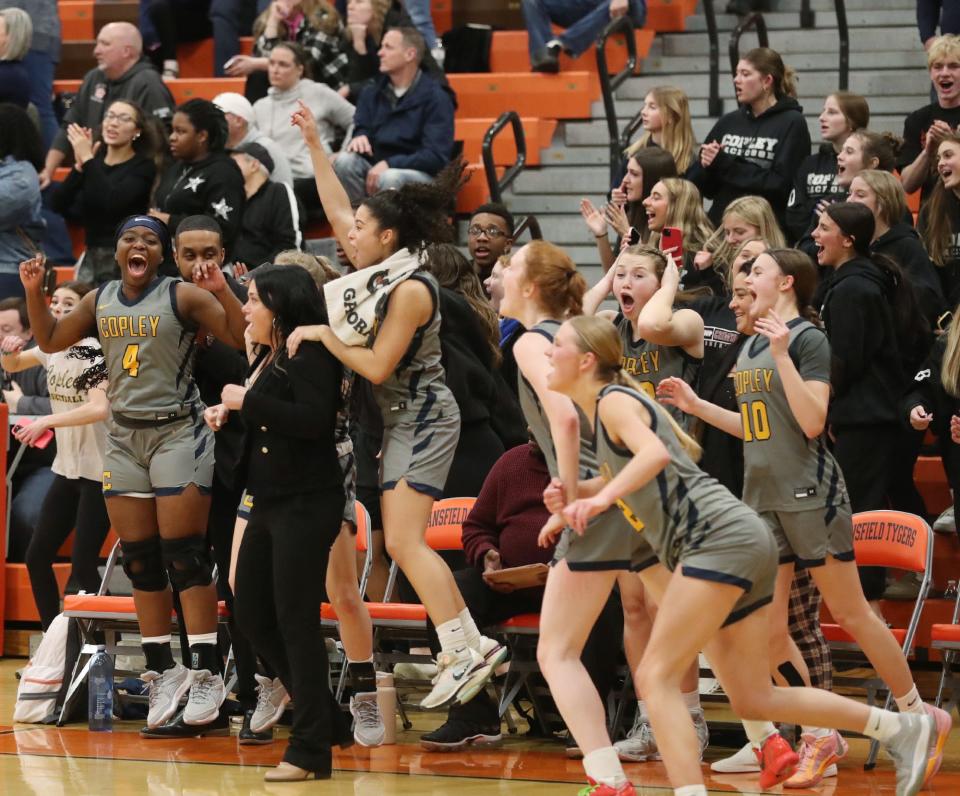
left=208, top=264, right=350, bottom=781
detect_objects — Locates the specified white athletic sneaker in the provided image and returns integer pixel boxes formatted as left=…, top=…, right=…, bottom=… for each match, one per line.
left=420, top=647, right=485, bottom=710
left=143, top=662, right=191, bottom=729
left=710, top=741, right=760, bottom=773
left=454, top=636, right=509, bottom=706
left=885, top=711, right=935, bottom=796
left=183, top=669, right=225, bottom=725
left=393, top=662, right=438, bottom=681
left=615, top=712, right=658, bottom=762
left=350, top=692, right=386, bottom=747
left=250, top=674, right=290, bottom=733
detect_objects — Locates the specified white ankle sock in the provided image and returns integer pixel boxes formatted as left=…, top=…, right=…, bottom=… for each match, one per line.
left=674, top=786, right=707, bottom=796
left=187, top=633, right=218, bottom=646
left=636, top=699, right=648, bottom=721
left=742, top=720, right=778, bottom=746
left=894, top=685, right=925, bottom=714
left=583, top=746, right=627, bottom=789
left=436, top=619, right=467, bottom=656
left=142, top=634, right=172, bottom=645
left=862, top=707, right=901, bottom=743
left=458, top=608, right=482, bottom=651
left=682, top=690, right=701, bottom=713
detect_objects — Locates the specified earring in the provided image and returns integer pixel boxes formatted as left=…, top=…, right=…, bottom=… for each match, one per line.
left=133, top=133, right=140, bottom=140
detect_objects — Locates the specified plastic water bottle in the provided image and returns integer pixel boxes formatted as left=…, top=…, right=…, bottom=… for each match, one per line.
left=88, top=646, right=114, bottom=731
left=376, top=671, right=397, bottom=745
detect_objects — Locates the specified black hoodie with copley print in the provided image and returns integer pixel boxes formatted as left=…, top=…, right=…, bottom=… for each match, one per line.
left=785, top=143, right=841, bottom=244
left=686, top=96, right=811, bottom=226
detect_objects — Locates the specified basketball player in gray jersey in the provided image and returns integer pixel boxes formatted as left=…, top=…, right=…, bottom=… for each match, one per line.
left=659, top=248, right=952, bottom=788
left=583, top=244, right=707, bottom=764
left=550, top=314, right=943, bottom=796
left=18, top=215, right=247, bottom=735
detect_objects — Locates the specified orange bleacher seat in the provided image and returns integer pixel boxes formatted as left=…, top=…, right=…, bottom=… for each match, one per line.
left=457, top=163, right=501, bottom=213
left=489, top=29, right=653, bottom=73
left=54, top=78, right=247, bottom=106
left=64, top=593, right=231, bottom=621
left=59, top=1, right=95, bottom=42
left=448, top=72, right=595, bottom=120
left=915, top=455, right=951, bottom=516
left=455, top=117, right=557, bottom=167
left=646, top=0, right=694, bottom=32
left=4, top=563, right=70, bottom=623
left=431, top=0, right=452, bottom=37
left=177, top=37, right=255, bottom=80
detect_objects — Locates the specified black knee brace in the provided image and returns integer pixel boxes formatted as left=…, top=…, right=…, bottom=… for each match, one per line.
left=120, top=537, right=169, bottom=592
left=161, top=535, right=214, bottom=591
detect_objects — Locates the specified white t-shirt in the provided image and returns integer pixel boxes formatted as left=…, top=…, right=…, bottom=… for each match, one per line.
left=33, top=337, right=107, bottom=481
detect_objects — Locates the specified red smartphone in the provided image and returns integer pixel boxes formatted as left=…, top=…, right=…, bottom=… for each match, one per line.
left=660, top=226, right=684, bottom=261
left=12, top=418, right=54, bottom=449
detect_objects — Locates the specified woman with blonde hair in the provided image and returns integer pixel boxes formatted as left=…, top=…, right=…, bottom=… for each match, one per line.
left=696, top=195, right=787, bottom=282
left=625, top=86, right=696, bottom=173
left=687, top=47, right=810, bottom=226
left=785, top=91, right=869, bottom=243
left=227, top=0, right=348, bottom=101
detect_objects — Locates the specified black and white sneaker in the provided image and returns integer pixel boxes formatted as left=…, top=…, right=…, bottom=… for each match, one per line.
left=420, top=718, right=502, bottom=752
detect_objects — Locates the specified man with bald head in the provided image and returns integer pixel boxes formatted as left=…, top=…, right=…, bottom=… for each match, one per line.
left=40, top=22, right=175, bottom=187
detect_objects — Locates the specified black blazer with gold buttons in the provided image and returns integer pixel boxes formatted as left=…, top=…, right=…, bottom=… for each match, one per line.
left=237, top=342, right=344, bottom=499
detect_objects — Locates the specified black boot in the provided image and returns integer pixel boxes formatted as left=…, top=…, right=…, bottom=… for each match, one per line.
left=140, top=707, right=230, bottom=738
left=239, top=709, right=274, bottom=745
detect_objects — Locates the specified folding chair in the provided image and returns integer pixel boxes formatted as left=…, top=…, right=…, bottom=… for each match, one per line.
left=58, top=540, right=233, bottom=725
left=818, top=510, right=933, bottom=768
left=931, top=579, right=960, bottom=716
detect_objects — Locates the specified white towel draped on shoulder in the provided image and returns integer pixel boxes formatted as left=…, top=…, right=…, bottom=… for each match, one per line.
left=323, top=248, right=422, bottom=347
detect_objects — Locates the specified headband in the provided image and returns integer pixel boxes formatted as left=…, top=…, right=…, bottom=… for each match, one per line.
left=116, top=215, right=172, bottom=259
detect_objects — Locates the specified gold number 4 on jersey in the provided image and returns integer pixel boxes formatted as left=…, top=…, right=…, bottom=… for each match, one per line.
left=122, top=344, right=141, bottom=377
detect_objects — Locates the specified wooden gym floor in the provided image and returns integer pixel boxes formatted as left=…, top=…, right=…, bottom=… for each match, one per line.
left=1, top=658, right=960, bottom=794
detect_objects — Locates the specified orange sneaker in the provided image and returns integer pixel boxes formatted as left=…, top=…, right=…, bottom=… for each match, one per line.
left=577, top=779, right=637, bottom=796
left=755, top=732, right=799, bottom=789
left=784, top=730, right=847, bottom=788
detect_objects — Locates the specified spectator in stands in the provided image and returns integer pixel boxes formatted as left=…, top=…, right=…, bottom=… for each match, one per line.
left=814, top=202, right=931, bottom=610
left=521, top=0, right=647, bottom=73
left=333, top=27, right=455, bottom=204
left=625, top=86, right=696, bottom=172
left=581, top=147, right=678, bottom=271
left=144, top=0, right=213, bottom=78
left=252, top=41, right=355, bottom=221
left=920, top=133, right=960, bottom=307
left=785, top=91, right=870, bottom=244
left=214, top=91, right=294, bottom=187
left=919, top=0, right=960, bottom=49
left=641, top=177, right=721, bottom=293
left=4, top=1, right=60, bottom=149
left=850, top=169, right=946, bottom=326
left=401, top=0, right=438, bottom=53
left=900, top=34, right=960, bottom=202
left=687, top=47, right=810, bottom=227
left=0, top=8, right=32, bottom=109
left=483, top=255, right=525, bottom=402
left=419, top=439, right=622, bottom=753
left=696, top=194, right=786, bottom=280
left=0, top=296, right=54, bottom=563
left=231, top=142, right=298, bottom=266
left=39, top=22, right=175, bottom=190
left=0, top=104, right=45, bottom=301
left=151, top=99, right=247, bottom=269
left=2, top=282, right=110, bottom=631
left=211, top=0, right=271, bottom=77
left=51, top=100, right=160, bottom=286
left=227, top=0, right=349, bottom=102
left=340, top=0, right=445, bottom=103
left=467, top=203, right=514, bottom=282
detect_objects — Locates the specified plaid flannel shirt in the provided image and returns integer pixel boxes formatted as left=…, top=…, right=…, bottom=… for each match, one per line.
left=256, top=16, right=349, bottom=91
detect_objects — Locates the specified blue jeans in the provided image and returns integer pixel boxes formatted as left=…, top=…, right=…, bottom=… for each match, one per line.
left=22, top=50, right=58, bottom=150
left=209, top=0, right=271, bottom=76
left=332, top=152, right=433, bottom=205
left=521, top=0, right=647, bottom=59
left=402, top=0, right=438, bottom=49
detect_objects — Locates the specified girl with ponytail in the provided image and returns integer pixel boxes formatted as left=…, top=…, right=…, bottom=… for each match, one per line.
left=287, top=101, right=509, bottom=717
left=659, top=246, right=950, bottom=788
left=546, top=312, right=945, bottom=796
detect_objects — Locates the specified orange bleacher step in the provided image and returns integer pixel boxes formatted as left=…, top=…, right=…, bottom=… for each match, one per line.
left=646, top=0, right=695, bottom=32
left=915, top=455, right=951, bottom=516
left=59, top=1, right=95, bottom=42
left=489, top=29, right=653, bottom=73
left=177, top=37, right=254, bottom=80
left=449, top=72, right=595, bottom=120
left=5, top=563, right=70, bottom=623
left=456, top=117, right=556, bottom=167
left=54, top=78, right=246, bottom=106
left=431, top=0, right=452, bottom=37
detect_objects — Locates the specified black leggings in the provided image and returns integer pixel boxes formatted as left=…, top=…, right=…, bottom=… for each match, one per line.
left=234, top=487, right=345, bottom=772
left=147, top=0, right=213, bottom=61
left=25, top=475, right=110, bottom=631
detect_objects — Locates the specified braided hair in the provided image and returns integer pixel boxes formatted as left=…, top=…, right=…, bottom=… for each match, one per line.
left=176, top=99, right=230, bottom=153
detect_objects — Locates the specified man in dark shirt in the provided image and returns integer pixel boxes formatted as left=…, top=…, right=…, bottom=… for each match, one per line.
left=899, top=34, right=960, bottom=202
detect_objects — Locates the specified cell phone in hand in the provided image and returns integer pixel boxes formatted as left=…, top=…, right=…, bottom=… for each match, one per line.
left=660, top=226, right=684, bottom=261
left=12, top=418, right=54, bottom=449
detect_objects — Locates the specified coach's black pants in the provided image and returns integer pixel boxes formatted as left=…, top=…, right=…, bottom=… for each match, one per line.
left=234, top=487, right=344, bottom=772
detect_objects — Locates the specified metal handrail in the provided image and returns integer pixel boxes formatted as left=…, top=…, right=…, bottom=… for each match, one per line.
left=728, top=12, right=769, bottom=74
left=514, top=214, right=542, bottom=241
left=800, top=0, right=816, bottom=28
left=703, top=0, right=723, bottom=118
left=596, top=14, right=638, bottom=187
left=481, top=110, right=526, bottom=204
left=835, top=0, right=849, bottom=90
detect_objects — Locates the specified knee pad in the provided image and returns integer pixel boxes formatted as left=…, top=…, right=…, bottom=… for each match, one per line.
left=161, top=535, right=214, bottom=591
left=120, top=537, right=169, bottom=592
